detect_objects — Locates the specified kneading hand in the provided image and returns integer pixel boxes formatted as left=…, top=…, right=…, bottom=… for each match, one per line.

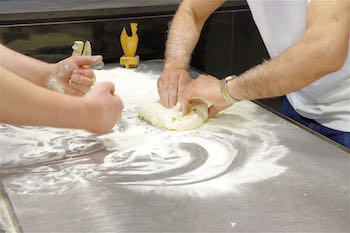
left=181, top=74, right=233, bottom=117
left=82, top=82, right=124, bottom=134
left=157, top=68, right=192, bottom=108
left=47, top=55, right=103, bottom=96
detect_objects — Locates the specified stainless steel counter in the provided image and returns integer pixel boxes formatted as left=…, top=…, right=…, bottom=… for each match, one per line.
left=0, top=60, right=349, bottom=232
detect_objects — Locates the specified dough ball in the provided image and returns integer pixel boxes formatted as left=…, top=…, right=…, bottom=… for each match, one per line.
left=137, top=99, right=208, bottom=131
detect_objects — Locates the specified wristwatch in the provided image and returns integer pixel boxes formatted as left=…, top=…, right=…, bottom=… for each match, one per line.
left=220, top=75, right=238, bottom=104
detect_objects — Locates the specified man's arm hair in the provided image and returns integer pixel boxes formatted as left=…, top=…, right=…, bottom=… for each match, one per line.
left=229, top=0, right=349, bottom=100
left=165, top=0, right=226, bottom=70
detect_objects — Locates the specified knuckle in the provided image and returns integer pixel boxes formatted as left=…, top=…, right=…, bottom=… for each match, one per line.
left=168, top=82, right=177, bottom=90
left=157, top=78, right=162, bottom=88
left=70, top=74, right=77, bottom=81
left=70, top=56, right=78, bottom=63
left=88, top=70, right=95, bottom=77
left=183, top=90, right=191, bottom=99
left=197, top=75, right=205, bottom=81
left=162, top=73, right=169, bottom=80
left=115, top=97, right=124, bottom=110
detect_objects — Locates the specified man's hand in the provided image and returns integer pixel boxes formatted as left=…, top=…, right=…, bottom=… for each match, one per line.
left=181, top=74, right=232, bottom=117
left=157, top=68, right=191, bottom=108
left=82, top=82, right=124, bottom=134
left=47, top=55, right=103, bottom=96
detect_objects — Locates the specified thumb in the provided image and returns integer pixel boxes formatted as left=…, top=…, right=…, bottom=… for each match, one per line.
left=72, top=55, right=103, bottom=66
left=94, top=82, right=115, bottom=95
left=208, top=104, right=228, bottom=117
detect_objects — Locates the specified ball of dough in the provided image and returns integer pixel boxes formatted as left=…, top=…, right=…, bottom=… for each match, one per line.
left=137, top=99, right=208, bottom=131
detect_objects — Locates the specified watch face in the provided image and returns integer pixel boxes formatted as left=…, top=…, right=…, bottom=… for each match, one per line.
left=226, top=76, right=234, bottom=81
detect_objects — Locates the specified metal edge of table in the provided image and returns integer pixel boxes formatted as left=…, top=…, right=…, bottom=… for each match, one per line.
left=0, top=179, right=22, bottom=233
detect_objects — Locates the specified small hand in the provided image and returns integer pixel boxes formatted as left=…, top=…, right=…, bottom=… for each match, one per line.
left=157, top=68, right=191, bottom=108
left=47, top=55, right=103, bottom=96
left=181, top=74, right=232, bottom=117
left=82, top=82, right=124, bottom=134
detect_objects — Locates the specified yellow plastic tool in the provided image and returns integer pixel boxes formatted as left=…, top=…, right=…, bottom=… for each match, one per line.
left=120, top=23, right=139, bottom=68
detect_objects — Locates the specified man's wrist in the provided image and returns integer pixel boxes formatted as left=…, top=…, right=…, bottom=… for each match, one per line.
left=164, top=61, right=187, bottom=71
left=220, top=75, right=239, bottom=104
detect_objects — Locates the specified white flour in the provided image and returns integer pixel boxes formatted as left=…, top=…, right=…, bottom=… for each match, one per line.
left=1, top=63, right=289, bottom=197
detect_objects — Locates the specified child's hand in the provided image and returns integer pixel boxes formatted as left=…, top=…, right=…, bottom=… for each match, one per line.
left=47, top=55, right=102, bottom=96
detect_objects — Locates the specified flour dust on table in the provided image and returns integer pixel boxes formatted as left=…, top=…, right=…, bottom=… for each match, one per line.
left=0, top=63, right=289, bottom=197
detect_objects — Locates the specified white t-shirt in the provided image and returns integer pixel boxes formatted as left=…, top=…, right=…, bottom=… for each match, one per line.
left=247, top=0, right=350, bottom=132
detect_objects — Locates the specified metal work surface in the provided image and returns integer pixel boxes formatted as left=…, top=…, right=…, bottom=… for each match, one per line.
left=0, top=61, right=349, bottom=232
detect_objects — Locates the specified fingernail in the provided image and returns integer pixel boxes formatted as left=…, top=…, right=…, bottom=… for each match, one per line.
left=92, top=55, right=102, bottom=62
left=90, top=61, right=104, bottom=70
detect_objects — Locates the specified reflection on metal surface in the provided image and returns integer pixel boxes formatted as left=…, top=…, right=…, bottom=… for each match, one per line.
left=0, top=125, right=104, bottom=168
left=0, top=107, right=288, bottom=198
left=0, top=63, right=289, bottom=198
left=7, top=62, right=350, bottom=232
left=0, top=180, right=21, bottom=233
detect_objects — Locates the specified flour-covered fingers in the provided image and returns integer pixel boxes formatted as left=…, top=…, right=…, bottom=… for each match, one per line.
left=71, top=55, right=103, bottom=67
left=67, top=86, right=84, bottom=96
left=69, top=81, right=91, bottom=94
left=73, top=68, right=95, bottom=79
left=208, top=104, right=230, bottom=117
left=70, top=74, right=94, bottom=86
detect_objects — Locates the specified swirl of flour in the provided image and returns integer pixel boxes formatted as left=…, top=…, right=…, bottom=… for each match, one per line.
left=2, top=66, right=289, bottom=197
left=100, top=134, right=237, bottom=185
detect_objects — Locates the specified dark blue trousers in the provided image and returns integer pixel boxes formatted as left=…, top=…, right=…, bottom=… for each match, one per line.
left=281, top=97, right=350, bottom=149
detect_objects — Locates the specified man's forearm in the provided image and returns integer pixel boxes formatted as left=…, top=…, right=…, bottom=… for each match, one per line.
left=0, top=44, right=53, bottom=87
left=228, top=40, right=326, bottom=100
left=164, top=0, right=225, bottom=70
left=228, top=0, right=348, bottom=101
left=0, top=67, right=87, bottom=130
left=229, top=41, right=345, bottom=101
left=164, top=5, right=202, bottom=70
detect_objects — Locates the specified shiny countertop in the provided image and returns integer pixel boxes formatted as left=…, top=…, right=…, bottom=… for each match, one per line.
left=0, top=60, right=349, bottom=232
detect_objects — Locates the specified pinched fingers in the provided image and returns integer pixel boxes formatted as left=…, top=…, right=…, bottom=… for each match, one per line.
left=208, top=103, right=231, bottom=118
left=73, top=68, right=95, bottom=78
left=67, top=86, right=84, bottom=96
left=69, top=73, right=94, bottom=87
left=69, top=81, right=91, bottom=95
left=71, top=55, right=103, bottom=67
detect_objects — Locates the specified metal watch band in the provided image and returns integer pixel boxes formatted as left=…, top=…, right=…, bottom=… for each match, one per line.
left=220, top=75, right=237, bottom=104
